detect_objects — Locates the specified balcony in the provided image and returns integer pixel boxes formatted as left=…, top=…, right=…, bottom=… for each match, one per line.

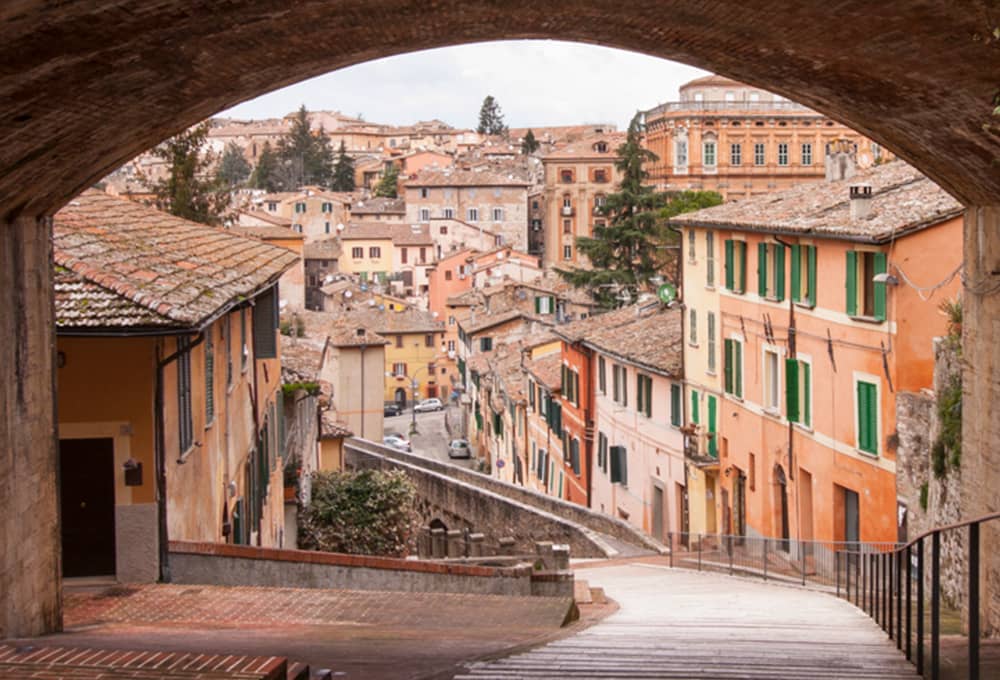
left=561, top=206, right=574, bottom=216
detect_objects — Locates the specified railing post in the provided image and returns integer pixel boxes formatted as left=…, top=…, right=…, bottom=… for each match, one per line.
left=801, top=542, right=806, bottom=586
left=896, top=550, right=903, bottom=649
left=917, top=537, right=925, bottom=676
left=698, top=533, right=702, bottom=572
left=883, top=552, right=889, bottom=633
left=836, top=550, right=841, bottom=598
left=855, top=548, right=860, bottom=608
left=888, top=551, right=894, bottom=640
left=763, top=538, right=768, bottom=581
left=905, top=545, right=912, bottom=661
left=728, top=535, right=734, bottom=576
left=969, top=522, right=980, bottom=680
left=875, top=552, right=881, bottom=627
left=668, top=532, right=674, bottom=568
left=931, top=531, right=940, bottom=680
left=863, top=551, right=869, bottom=613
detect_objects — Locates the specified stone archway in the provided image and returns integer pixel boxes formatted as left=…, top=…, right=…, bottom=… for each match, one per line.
left=2, top=0, right=1000, bottom=638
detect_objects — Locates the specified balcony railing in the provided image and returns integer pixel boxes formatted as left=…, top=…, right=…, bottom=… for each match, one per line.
left=645, top=100, right=816, bottom=118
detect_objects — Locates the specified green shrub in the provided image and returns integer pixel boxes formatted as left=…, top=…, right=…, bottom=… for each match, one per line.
left=919, top=482, right=929, bottom=511
left=298, top=469, right=417, bottom=557
left=934, top=374, right=962, bottom=472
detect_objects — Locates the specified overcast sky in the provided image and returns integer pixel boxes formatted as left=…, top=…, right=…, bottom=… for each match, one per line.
left=221, top=40, right=710, bottom=130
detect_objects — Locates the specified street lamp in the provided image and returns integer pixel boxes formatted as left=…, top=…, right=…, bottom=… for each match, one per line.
left=408, top=364, right=433, bottom=436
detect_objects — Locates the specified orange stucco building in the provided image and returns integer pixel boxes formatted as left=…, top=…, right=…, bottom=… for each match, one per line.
left=675, top=161, right=962, bottom=547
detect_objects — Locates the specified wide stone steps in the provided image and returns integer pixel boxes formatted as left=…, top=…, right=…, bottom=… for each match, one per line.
left=456, top=564, right=916, bottom=679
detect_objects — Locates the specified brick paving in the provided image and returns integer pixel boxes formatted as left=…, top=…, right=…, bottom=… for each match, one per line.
left=10, top=583, right=577, bottom=680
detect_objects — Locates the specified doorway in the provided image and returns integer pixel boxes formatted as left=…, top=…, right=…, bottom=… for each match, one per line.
left=394, top=387, right=407, bottom=407
left=59, top=437, right=116, bottom=577
left=652, top=484, right=664, bottom=541
left=774, top=465, right=790, bottom=552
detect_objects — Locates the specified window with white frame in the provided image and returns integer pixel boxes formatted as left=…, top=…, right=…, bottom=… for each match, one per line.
left=777, top=142, right=789, bottom=166
left=467, top=208, right=479, bottom=222
left=392, top=362, right=407, bottom=377
left=706, top=231, right=715, bottom=287
left=351, top=246, right=363, bottom=259
left=801, top=143, right=813, bottom=166
left=492, top=207, right=504, bottom=221
left=688, top=229, right=696, bottom=261
left=443, top=207, right=454, bottom=219
left=563, top=245, right=572, bottom=260
left=707, top=312, right=716, bottom=373
left=703, top=140, right=717, bottom=167
left=689, top=308, right=698, bottom=345
left=763, top=349, right=781, bottom=412
left=419, top=208, right=430, bottom=221
left=611, top=364, right=628, bottom=407
left=731, top=142, right=742, bottom=166
left=754, top=142, right=766, bottom=165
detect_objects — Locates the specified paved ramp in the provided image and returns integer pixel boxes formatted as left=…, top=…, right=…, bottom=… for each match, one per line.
left=457, top=564, right=914, bottom=679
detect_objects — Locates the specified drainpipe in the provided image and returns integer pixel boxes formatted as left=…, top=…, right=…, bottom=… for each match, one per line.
left=583, top=345, right=594, bottom=510
left=154, top=331, right=205, bottom=583
left=667, top=223, right=687, bottom=538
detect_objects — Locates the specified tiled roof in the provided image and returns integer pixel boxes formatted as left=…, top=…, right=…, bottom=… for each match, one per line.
left=326, top=323, right=390, bottom=348
left=674, top=161, right=963, bottom=243
left=681, top=74, right=742, bottom=88
left=340, top=221, right=434, bottom=246
left=459, top=309, right=538, bottom=335
left=320, top=410, right=355, bottom=439
left=231, top=224, right=303, bottom=241
left=554, top=304, right=652, bottom=344
left=350, top=197, right=405, bottom=215
left=54, top=190, right=298, bottom=330
left=582, top=306, right=683, bottom=376
left=542, top=132, right=627, bottom=160
left=280, top=335, right=325, bottom=382
left=527, top=352, right=562, bottom=391
left=330, top=306, right=444, bottom=336
left=55, top=269, right=173, bottom=328
left=303, top=238, right=342, bottom=260
left=408, top=163, right=532, bottom=187
left=237, top=210, right=293, bottom=227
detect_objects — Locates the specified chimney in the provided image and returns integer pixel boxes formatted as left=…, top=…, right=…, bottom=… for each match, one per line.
left=825, top=139, right=857, bottom=182
left=849, top=184, right=873, bottom=220
left=356, top=328, right=365, bottom=337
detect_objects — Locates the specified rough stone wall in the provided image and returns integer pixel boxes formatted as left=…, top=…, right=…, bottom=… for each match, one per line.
left=896, top=338, right=968, bottom=622
left=0, top=217, right=61, bottom=637
left=282, top=389, right=320, bottom=506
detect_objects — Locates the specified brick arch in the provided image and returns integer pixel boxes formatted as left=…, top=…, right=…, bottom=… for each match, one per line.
left=1, top=0, right=999, bottom=216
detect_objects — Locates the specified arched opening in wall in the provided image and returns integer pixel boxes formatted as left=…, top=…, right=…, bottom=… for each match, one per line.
left=429, top=518, right=448, bottom=533
left=773, top=464, right=790, bottom=552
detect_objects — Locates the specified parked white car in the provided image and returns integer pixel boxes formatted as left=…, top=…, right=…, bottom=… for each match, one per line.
left=448, top=439, right=471, bottom=459
left=382, top=434, right=411, bottom=452
left=414, top=398, right=444, bottom=413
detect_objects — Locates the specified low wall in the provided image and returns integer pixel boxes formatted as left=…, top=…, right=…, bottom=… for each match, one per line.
left=346, top=438, right=666, bottom=556
left=169, top=541, right=571, bottom=598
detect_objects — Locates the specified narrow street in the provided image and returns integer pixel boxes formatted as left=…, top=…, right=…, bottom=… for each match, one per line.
left=384, top=405, right=478, bottom=470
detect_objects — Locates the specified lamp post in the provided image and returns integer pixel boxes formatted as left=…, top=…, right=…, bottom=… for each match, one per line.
left=408, top=364, right=432, bottom=436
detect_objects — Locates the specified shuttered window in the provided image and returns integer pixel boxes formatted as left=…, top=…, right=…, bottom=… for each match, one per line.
left=846, top=250, right=887, bottom=320
left=610, top=446, right=628, bottom=485
left=598, top=356, right=606, bottom=393
left=636, top=374, right=653, bottom=418
left=570, top=438, right=581, bottom=475
left=857, top=380, right=879, bottom=454
left=707, top=312, right=716, bottom=373
left=758, top=242, right=786, bottom=301
left=204, top=327, right=215, bottom=424
left=724, top=240, right=747, bottom=293
left=786, top=358, right=812, bottom=428
left=724, top=339, right=743, bottom=398
left=535, top=295, right=555, bottom=314
left=252, top=285, right=279, bottom=359
left=177, top=336, right=193, bottom=453
left=597, top=432, right=609, bottom=473
left=690, top=389, right=700, bottom=424
left=670, top=383, right=682, bottom=426
left=707, top=395, right=718, bottom=458
left=790, top=244, right=817, bottom=307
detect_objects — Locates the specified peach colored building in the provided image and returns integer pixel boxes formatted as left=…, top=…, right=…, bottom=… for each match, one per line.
left=644, top=75, right=891, bottom=200
left=675, top=161, right=962, bottom=548
left=540, top=132, right=626, bottom=269
left=252, top=188, right=354, bottom=242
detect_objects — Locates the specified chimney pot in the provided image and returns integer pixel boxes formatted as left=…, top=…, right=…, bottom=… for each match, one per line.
left=849, top=183, right=873, bottom=220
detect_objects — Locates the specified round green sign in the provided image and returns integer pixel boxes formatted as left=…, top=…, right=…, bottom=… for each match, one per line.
left=657, top=283, right=677, bottom=304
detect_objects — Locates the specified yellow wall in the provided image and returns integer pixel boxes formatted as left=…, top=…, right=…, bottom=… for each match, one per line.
left=338, top=237, right=394, bottom=281
left=384, top=331, right=446, bottom=402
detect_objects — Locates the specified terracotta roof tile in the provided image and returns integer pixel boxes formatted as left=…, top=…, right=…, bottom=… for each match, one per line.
left=408, top=163, right=532, bottom=187
left=674, top=161, right=962, bottom=242
left=350, top=197, right=405, bottom=215
left=527, top=352, right=562, bottom=391
left=303, top=238, right=342, bottom=260
left=320, top=411, right=354, bottom=439
left=54, top=190, right=298, bottom=330
left=542, top=132, right=627, bottom=160
left=340, top=221, right=434, bottom=246
left=583, top=306, right=683, bottom=376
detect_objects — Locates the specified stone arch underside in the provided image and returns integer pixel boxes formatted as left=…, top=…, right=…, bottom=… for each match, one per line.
left=1, top=0, right=999, bottom=218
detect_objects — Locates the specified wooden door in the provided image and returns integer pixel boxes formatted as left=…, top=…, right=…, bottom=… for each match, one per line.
left=59, top=438, right=116, bottom=577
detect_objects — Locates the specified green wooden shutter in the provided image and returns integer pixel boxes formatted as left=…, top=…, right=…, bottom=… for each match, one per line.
left=808, top=246, right=818, bottom=307
left=645, top=376, right=653, bottom=417
left=670, top=384, right=681, bottom=426
left=610, top=446, right=627, bottom=485
left=622, top=371, right=628, bottom=408
left=636, top=374, right=643, bottom=414
left=724, top=339, right=733, bottom=393
left=534, top=296, right=540, bottom=313
left=873, top=252, right=887, bottom=321
left=707, top=396, right=717, bottom=458
left=739, top=242, right=747, bottom=292
left=691, top=389, right=699, bottom=424
left=802, top=362, right=811, bottom=427
left=735, top=342, right=743, bottom=398
left=857, top=381, right=878, bottom=454
left=790, top=244, right=801, bottom=303
left=725, top=240, right=734, bottom=290
left=758, top=242, right=768, bottom=296
left=785, top=358, right=799, bottom=423
left=775, top=244, right=786, bottom=301
left=846, top=251, right=858, bottom=316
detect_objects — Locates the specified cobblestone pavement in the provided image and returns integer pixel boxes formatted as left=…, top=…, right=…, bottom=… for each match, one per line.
left=15, top=583, right=578, bottom=680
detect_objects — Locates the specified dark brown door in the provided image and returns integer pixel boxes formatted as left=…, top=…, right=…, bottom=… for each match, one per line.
left=59, top=438, right=116, bottom=577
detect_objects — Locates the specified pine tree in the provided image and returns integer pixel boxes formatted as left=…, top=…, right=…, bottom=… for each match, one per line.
left=216, top=142, right=252, bottom=188
left=332, top=140, right=356, bottom=191
left=374, top=164, right=400, bottom=198
left=277, top=105, right=335, bottom=189
left=249, top=141, right=281, bottom=192
left=144, top=122, right=228, bottom=225
left=556, top=113, right=668, bottom=307
left=476, top=95, right=507, bottom=136
left=521, top=129, right=540, bottom=155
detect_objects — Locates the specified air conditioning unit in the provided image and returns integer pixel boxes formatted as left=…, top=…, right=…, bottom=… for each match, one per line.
left=561, top=206, right=573, bottom=216
left=459, top=273, right=466, bottom=280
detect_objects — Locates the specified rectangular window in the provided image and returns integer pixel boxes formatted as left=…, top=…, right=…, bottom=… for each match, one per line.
left=594, top=168, right=608, bottom=183
left=724, top=239, right=747, bottom=293
left=443, top=207, right=454, bottom=219
left=561, top=169, right=574, bottom=183
left=252, top=285, right=278, bottom=359
left=801, top=143, right=813, bottom=166
left=707, top=312, right=716, bottom=373
left=786, top=358, right=812, bottom=428
left=612, top=364, right=628, bottom=406
left=351, top=246, right=363, bottom=258
left=706, top=231, right=715, bottom=287
left=675, top=139, right=688, bottom=167
left=856, top=379, right=879, bottom=454
left=563, top=245, right=572, bottom=260
left=689, top=308, right=698, bottom=345
left=401, top=247, right=408, bottom=264
left=492, top=207, right=504, bottom=221
left=707, top=395, right=718, bottom=457
left=757, top=242, right=786, bottom=301
left=447, top=340, right=455, bottom=351
left=688, top=229, right=696, bottom=261
left=178, top=336, right=193, bottom=453
left=846, top=250, right=887, bottom=320
left=597, top=432, right=609, bottom=474
left=419, top=208, right=430, bottom=221
left=322, top=202, right=332, bottom=213
left=610, top=446, right=628, bottom=485
left=724, top=338, right=744, bottom=398
left=369, top=246, right=381, bottom=258
left=598, top=356, right=606, bottom=393
left=690, top=389, right=699, bottom=424
left=419, top=247, right=426, bottom=263
left=240, top=308, right=247, bottom=371
left=703, top=141, right=717, bottom=167
left=224, top=315, right=233, bottom=389
left=535, top=295, right=554, bottom=314
left=295, top=202, right=306, bottom=214
left=425, top=334, right=434, bottom=348
left=777, top=142, right=789, bottom=166
left=790, top=244, right=817, bottom=307
left=563, top=218, right=572, bottom=234
left=420, top=188, right=429, bottom=198
left=392, top=362, right=407, bottom=376
left=636, top=374, right=653, bottom=418
left=324, top=222, right=331, bottom=234
left=396, top=334, right=403, bottom=348
left=670, top=383, right=682, bottom=427
left=468, top=208, right=479, bottom=222
left=204, top=327, right=215, bottom=424
left=480, top=336, right=493, bottom=351
left=754, top=142, right=766, bottom=166
left=764, top=349, right=781, bottom=412
left=730, top=143, right=742, bottom=166
left=570, top=438, right=581, bottom=475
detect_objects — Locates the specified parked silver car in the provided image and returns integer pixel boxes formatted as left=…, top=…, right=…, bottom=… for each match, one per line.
left=448, top=439, right=471, bottom=459
left=414, top=398, right=444, bottom=413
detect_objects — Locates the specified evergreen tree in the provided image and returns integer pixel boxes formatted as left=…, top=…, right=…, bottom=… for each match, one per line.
left=373, top=164, right=400, bottom=198
left=144, top=122, right=227, bottom=225
left=277, top=105, right=335, bottom=188
left=332, top=140, right=356, bottom=191
left=216, top=141, right=252, bottom=188
left=555, top=113, right=667, bottom=307
left=521, top=129, right=540, bottom=155
left=476, top=95, right=507, bottom=136
left=249, top=141, right=281, bottom=192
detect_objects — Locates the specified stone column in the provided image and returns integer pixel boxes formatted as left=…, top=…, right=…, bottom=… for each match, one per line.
left=0, top=215, right=61, bottom=637
left=961, top=206, right=1000, bottom=635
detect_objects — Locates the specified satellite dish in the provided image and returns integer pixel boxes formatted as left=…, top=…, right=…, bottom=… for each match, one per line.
left=657, top=283, right=677, bottom=305
left=368, top=299, right=376, bottom=306
left=343, top=290, right=353, bottom=299
left=360, top=284, right=369, bottom=292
